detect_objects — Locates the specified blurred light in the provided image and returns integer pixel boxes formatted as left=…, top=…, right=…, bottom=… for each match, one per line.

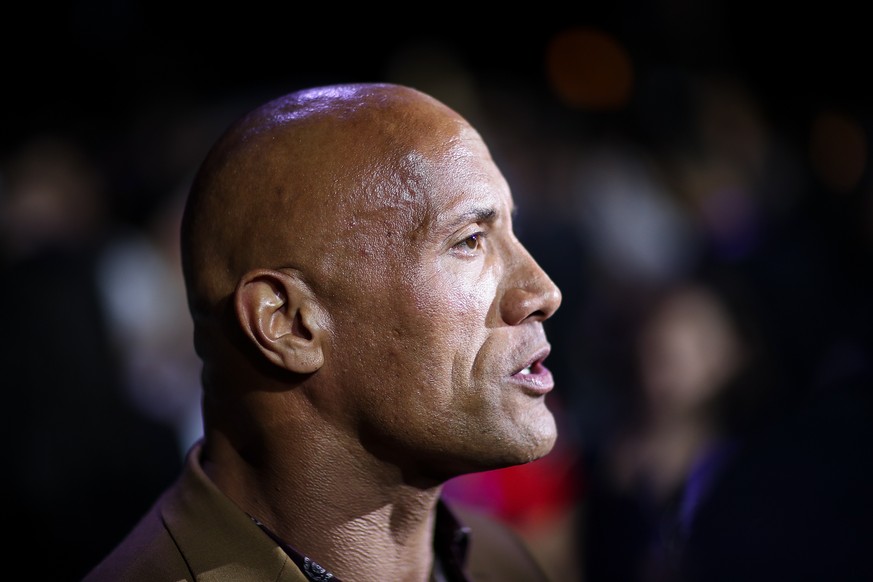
left=545, top=27, right=634, bottom=111
left=809, top=110, right=867, bottom=194
left=570, top=145, right=697, bottom=284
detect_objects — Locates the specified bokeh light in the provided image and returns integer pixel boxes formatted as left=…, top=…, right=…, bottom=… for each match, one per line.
left=545, top=27, right=634, bottom=111
left=809, top=109, right=867, bottom=194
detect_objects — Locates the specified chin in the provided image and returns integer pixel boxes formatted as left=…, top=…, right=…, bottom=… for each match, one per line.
left=418, top=413, right=559, bottom=479
left=518, top=428, right=559, bottom=464
left=516, top=408, right=559, bottom=459
left=480, top=423, right=559, bottom=471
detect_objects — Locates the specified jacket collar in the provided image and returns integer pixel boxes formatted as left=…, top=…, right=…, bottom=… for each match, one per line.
left=160, top=440, right=309, bottom=582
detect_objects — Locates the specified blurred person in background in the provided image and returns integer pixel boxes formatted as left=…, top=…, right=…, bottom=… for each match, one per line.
left=93, top=92, right=249, bottom=458
left=581, top=264, right=777, bottom=582
left=0, top=134, right=182, bottom=581
left=670, top=100, right=873, bottom=582
left=676, top=262, right=873, bottom=581
left=571, top=67, right=873, bottom=581
left=96, top=186, right=204, bottom=456
left=648, top=72, right=873, bottom=582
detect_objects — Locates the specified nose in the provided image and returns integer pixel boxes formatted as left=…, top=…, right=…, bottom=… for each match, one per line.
left=499, top=240, right=562, bottom=326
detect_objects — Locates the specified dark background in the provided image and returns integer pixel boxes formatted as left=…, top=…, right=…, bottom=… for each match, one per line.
left=6, top=2, right=873, bottom=145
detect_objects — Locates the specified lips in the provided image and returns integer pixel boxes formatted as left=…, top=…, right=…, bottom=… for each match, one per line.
left=510, top=346, right=554, bottom=395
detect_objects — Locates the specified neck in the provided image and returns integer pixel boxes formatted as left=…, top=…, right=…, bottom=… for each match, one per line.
left=202, top=428, right=444, bottom=582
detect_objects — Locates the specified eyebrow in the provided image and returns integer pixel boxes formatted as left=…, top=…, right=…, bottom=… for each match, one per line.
left=433, top=202, right=512, bottom=236
left=439, top=206, right=497, bottom=231
left=465, top=207, right=498, bottom=223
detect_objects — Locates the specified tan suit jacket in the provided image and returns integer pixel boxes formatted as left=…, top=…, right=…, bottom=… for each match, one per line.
left=83, top=442, right=551, bottom=581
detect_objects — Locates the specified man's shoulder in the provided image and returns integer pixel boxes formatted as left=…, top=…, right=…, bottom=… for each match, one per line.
left=82, top=496, right=193, bottom=582
left=82, top=446, right=303, bottom=582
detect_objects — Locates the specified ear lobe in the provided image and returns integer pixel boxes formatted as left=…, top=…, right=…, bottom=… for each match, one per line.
left=235, top=269, right=325, bottom=374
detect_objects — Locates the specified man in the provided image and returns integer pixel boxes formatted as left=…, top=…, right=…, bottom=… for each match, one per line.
left=84, top=82, right=562, bottom=582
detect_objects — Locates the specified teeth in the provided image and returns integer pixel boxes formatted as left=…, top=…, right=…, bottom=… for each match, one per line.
left=520, top=366, right=531, bottom=375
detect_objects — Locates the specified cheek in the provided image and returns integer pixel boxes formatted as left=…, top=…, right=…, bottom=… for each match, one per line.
left=411, top=261, right=499, bottom=326
left=329, top=258, right=500, bottom=411
left=412, top=264, right=501, bottom=396
left=368, top=263, right=496, bottom=397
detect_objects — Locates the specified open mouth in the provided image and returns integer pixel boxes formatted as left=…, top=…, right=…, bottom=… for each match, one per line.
left=511, top=348, right=553, bottom=395
left=513, top=347, right=549, bottom=377
left=516, top=359, right=543, bottom=376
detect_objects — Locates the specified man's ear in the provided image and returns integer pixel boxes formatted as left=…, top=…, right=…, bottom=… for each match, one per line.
left=234, top=268, right=325, bottom=374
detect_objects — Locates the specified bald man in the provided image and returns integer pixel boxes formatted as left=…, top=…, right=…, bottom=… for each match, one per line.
left=84, top=83, right=562, bottom=582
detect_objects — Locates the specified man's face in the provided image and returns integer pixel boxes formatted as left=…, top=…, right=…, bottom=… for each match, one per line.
left=309, top=121, right=562, bottom=482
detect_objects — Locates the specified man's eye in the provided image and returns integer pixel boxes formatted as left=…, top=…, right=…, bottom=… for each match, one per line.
left=457, top=233, right=483, bottom=251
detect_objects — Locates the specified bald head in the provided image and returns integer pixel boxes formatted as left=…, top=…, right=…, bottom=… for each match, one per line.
left=182, top=83, right=475, bottom=359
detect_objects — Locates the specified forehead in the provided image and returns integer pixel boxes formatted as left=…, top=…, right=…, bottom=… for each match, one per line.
left=348, top=125, right=514, bottom=236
